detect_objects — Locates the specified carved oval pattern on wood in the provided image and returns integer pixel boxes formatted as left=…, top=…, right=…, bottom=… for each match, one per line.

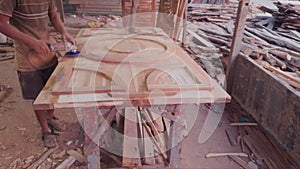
left=82, top=35, right=175, bottom=64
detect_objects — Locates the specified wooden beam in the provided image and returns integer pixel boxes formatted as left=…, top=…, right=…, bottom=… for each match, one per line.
left=205, top=152, right=248, bottom=158
left=122, top=107, right=142, bottom=167
left=82, top=107, right=101, bottom=169
left=143, top=123, right=156, bottom=165
left=226, top=0, right=249, bottom=93
left=55, top=156, right=76, bottom=169
left=230, top=122, right=258, bottom=126
left=168, top=105, right=185, bottom=169
left=225, top=128, right=238, bottom=146
left=228, top=155, right=252, bottom=169
left=129, top=0, right=140, bottom=33
left=27, top=147, right=58, bottom=169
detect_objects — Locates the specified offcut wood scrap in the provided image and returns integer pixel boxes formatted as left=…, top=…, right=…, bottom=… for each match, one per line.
left=27, top=147, right=58, bottom=169
left=205, top=152, right=248, bottom=158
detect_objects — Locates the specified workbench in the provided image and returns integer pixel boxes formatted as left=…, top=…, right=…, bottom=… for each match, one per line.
left=33, top=28, right=230, bottom=169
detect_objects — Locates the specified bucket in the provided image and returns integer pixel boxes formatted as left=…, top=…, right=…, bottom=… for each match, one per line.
left=0, top=33, right=7, bottom=43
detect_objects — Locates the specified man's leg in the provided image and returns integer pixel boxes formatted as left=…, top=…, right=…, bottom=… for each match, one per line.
left=46, top=110, right=66, bottom=132
left=18, top=70, right=58, bottom=148
left=35, top=109, right=58, bottom=148
left=35, top=110, right=52, bottom=133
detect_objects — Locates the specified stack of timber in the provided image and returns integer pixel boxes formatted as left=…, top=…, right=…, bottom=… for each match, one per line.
left=188, top=3, right=238, bottom=22
left=186, top=1, right=300, bottom=91
left=121, top=106, right=172, bottom=168
left=0, top=45, right=14, bottom=62
left=157, top=0, right=188, bottom=39
left=97, top=106, right=185, bottom=168
left=68, top=0, right=122, bottom=15
left=122, top=0, right=157, bottom=27
left=192, top=0, right=230, bottom=5
left=272, top=2, right=300, bottom=31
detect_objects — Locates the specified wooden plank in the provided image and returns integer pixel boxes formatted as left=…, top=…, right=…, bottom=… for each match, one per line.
left=143, top=123, right=156, bottom=165
left=0, top=53, right=14, bottom=61
left=244, top=126, right=293, bottom=169
left=205, top=153, right=248, bottom=158
left=55, top=156, right=76, bottom=169
left=89, top=107, right=118, bottom=146
left=168, top=105, right=184, bottom=169
left=122, top=107, right=142, bottom=167
left=141, top=109, right=165, bottom=150
left=110, top=164, right=167, bottom=169
left=228, top=155, right=252, bottom=169
left=230, top=122, right=258, bottom=126
left=142, top=119, right=169, bottom=166
left=186, top=29, right=215, bottom=48
left=27, top=147, right=58, bottom=169
left=67, top=150, right=86, bottom=163
left=226, top=0, right=249, bottom=93
left=243, top=135, right=263, bottom=159
left=82, top=107, right=101, bottom=169
left=225, top=128, right=238, bottom=146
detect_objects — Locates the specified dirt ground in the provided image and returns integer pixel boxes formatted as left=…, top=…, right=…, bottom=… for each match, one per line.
left=0, top=59, right=82, bottom=168
left=0, top=16, right=245, bottom=169
left=0, top=60, right=243, bottom=169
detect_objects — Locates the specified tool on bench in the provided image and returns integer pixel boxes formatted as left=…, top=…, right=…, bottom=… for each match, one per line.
left=64, top=41, right=80, bottom=56
left=47, top=41, right=80, bottom=56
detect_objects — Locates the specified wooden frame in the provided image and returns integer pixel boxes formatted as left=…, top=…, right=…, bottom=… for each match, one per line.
left=33, top=28, right=230, bottom=169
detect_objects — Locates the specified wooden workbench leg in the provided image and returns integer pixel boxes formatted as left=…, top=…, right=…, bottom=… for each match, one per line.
left=81, top=107, right=101, bottom=169
left=168, top=104, right=186, bottom=169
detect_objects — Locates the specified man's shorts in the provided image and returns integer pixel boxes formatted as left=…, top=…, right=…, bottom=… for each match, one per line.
left=17, top=62, right=58, bottom=101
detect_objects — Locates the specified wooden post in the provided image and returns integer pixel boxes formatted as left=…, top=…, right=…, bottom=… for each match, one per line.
left=81, top=107, right=101, bottom=169
left=168, top=104, right=185, bottom=169
left=129, top=0, right=140, bottom=33
left=182, top=1, right=188, bottom=46
left=226, top=0, right=249, bottom=93
left=55, top=0, right=65, bottom=23
left=122, top=107, right=142, bottom=167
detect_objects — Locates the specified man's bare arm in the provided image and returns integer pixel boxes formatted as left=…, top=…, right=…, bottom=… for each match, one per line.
left=0, top=14, right=51, bottom=54
left=48, top=11, right=76, bottom=45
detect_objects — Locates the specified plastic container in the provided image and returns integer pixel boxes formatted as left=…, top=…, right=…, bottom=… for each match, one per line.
left=0, top=33, right=7, bottom=43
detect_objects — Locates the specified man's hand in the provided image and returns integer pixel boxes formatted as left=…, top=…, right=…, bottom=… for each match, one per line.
left=48, top=11, right=77, bottom=46
left=62, top=33, right=77, bottom=45
left=30, top=39, right=51, bottom=55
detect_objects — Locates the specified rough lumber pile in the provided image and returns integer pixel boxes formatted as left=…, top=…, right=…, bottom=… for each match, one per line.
left=272, top=2, right=300, bottom=31
left=0, top=45, right=14, bottom=62
left=157, top=0, right=188, bottom=39
left=122, top=0, right=156, bottom=15
left=68, top=0, right=122, bottom=15
left=122, top=0, right=157, bottom=27
left=192, top=0, right=230, bottom=5
left=186, top=1, right=300, bottom=91
left=188, top=3, right=238, bottom=22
